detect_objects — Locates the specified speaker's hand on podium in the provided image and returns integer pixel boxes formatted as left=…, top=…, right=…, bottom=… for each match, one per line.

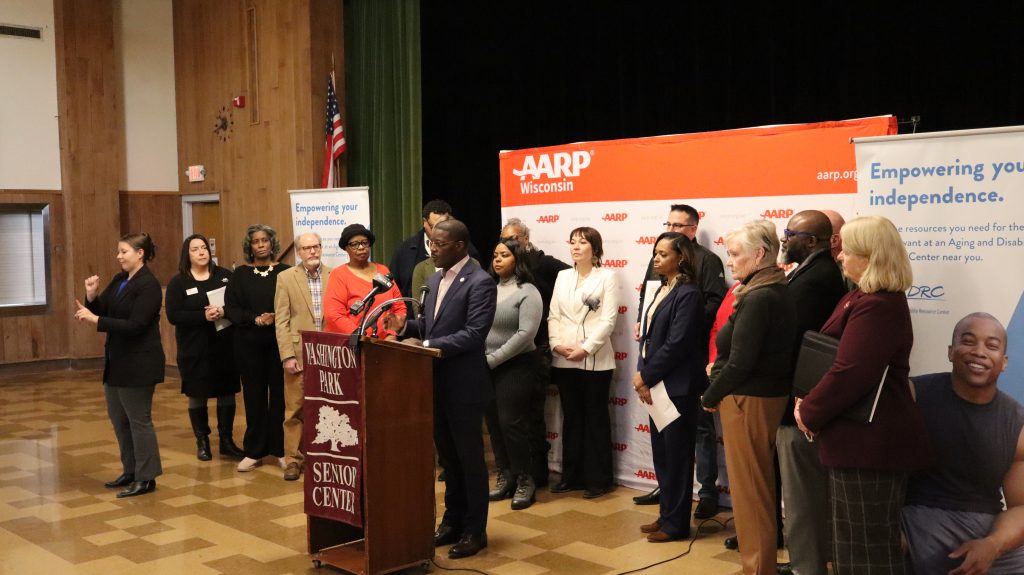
left=382, top=312, right=406, bottom=334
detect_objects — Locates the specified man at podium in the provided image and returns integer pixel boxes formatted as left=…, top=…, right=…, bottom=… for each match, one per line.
left=387, top=219, right=497, bottom=559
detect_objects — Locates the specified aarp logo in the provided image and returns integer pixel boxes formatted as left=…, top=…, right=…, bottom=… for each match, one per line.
left=602, top=213, right=628, bottom=222
left=615, top=351, right=628, bottom=361
left=536, top=215, right=560, bottom=224
left=609, top=396, right=627, bottom=407
left=760, top=208, right=794, bottom=219
left=604, top=259, right=628, bottom=268
left=512, top=151, right=592, bottom=180
left=635, top=235, right=656, bottom=245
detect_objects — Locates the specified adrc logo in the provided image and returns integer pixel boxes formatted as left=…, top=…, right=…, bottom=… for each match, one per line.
left=906, top=285, right=945, bottom=300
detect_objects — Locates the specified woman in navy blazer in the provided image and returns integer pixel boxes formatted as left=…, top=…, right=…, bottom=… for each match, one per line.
left=74, top=232, right=165, bottom=498
left=633, top=232, right=705, bottom=542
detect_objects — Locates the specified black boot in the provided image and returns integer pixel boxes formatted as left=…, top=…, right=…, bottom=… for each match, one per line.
left=217, top=403, right=245, bottom=460
left=489, top=469, right=515, bottom=501
left=188, top=407, right=212, bottom=461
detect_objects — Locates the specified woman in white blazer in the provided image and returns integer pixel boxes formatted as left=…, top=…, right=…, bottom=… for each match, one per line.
left=548, top=226, right=620, bottom=498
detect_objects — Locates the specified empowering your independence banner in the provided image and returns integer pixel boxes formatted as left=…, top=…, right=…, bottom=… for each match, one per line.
left=499, top=116, right=896, bottom=498
left=289, top=186, right=370, bottom=269
left=854, top=126, right=1024, bottom=403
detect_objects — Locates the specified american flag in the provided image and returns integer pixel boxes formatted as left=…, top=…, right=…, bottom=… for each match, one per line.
left=321, top=73, right=346, bottom=188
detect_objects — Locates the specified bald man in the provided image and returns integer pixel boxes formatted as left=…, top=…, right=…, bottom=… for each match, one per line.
left=778, top=210, right=848, bottom=575
left=903, top=313, right=1024, bottom=575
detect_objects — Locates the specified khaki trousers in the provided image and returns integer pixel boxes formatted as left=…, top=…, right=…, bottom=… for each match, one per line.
left=283, top=369, right=304, bottom=465
left=720, top=395, right=788, bottom=575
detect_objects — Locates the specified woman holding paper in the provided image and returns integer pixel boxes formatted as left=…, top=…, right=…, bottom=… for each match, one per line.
left=795, top=216, right=933, bottom=575
left=633, top=232, right=704, bottom=543
left=165, top=234, right=244, bottom=462
left=700, top=220, right=796, bottom=575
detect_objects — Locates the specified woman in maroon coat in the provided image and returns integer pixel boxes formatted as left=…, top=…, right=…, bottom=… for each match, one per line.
left=795, top=215, right=933, bottom=575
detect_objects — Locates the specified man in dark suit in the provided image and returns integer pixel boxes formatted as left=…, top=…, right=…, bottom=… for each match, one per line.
left=387, top=218, right=497, bottom=559
left=777, top=209, right=848, bottom=575
left=388, top=199, right=480, bottom=298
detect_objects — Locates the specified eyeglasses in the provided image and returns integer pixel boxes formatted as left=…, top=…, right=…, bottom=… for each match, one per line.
left=298, top=244, right=322, bottom=252
left=345, top=240, right=370, bottom=249
left=782, top=229, right=816, bottom=240
left=428, top=239, right=455, bottom=249
left=664, top=222, right=697, bottom=230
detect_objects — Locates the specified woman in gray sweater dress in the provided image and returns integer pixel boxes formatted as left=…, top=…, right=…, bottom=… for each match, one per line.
left=485, top=238, right=544, bottom=510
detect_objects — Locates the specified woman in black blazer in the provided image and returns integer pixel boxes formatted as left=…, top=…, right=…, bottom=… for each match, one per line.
left=633, top=232, right=705, bottom=542
left=165, top=235, right=244, bottom=462
left=74, top=232, right=165, bottom=498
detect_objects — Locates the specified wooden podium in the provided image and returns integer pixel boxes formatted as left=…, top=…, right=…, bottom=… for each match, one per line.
left=308, top=337, right=441, bottom=574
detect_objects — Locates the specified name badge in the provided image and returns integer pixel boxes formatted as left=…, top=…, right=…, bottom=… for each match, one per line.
left=186, top=287, right=199, bottom=296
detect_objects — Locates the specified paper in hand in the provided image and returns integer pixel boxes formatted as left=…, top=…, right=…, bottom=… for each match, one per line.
left=642, top=382, right=681, bottom=432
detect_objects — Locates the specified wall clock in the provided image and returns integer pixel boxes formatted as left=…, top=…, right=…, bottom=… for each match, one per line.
left=213, top=106, right=234, bottom=142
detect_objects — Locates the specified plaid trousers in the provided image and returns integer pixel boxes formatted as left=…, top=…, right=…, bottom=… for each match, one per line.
left=829, top=467, right=909, bottom=575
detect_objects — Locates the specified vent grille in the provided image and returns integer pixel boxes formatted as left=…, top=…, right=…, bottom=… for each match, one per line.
left=0, top=25, right=43, bottom=40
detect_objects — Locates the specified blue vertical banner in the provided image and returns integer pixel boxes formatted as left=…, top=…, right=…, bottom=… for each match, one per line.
left=855, top=126, right=1024, bottom=402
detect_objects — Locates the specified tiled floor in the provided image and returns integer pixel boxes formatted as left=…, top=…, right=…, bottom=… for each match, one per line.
left=0, top=368, right=772, bottom=574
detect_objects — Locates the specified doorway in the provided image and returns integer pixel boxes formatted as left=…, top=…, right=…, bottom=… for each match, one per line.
left=181, top=194, right=223, bottom=265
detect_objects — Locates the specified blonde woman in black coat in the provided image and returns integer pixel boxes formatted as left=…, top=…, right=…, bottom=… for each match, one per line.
left=74, top=232, right=165, bottom=498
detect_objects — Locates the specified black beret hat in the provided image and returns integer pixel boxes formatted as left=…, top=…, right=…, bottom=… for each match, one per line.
left=339, top=223, right=376, bottom=249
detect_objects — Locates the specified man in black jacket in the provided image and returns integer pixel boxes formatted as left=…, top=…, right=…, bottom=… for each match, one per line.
left=389, top=199, right=479, bottom=298
left=633, top=204, right=726, bottom=516
left=777, top=210, right=848, bottom=575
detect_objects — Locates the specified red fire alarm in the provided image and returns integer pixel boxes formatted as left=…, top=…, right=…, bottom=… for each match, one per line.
left=232, top=95, right=246, bottom=108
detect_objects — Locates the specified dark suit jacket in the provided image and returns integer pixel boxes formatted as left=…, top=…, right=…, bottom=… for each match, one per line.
left=781, top=248, right=848, bottom=424
left=85, top=265, right=165, bottom=387
left=404, top=258, right=497, bottom=405
left=637, top=282, right=704, bottom=398
left=389, top=229, right=481, bottom=298
left=637, top=242, right=726, bottom=345
left=787, top=248, right=848, bottom=347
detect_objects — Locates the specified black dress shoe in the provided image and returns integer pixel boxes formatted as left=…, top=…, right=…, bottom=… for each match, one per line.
left=724, top=535, right=739, bottom=550
left=549, top=482, right=582, bottom=494
left=633, top=486, right=660, bottom=505
left=104, top=473, right=134, bottom=489
left=583, top=485, right=612, bottom=499
left=433, top=523, right=461, bottom=547
left=777, top=563, right=794, bottom=575
left=117, top=480, right=156, bottom=498
left=693, top=497, right=719, bottom=519
left=448, top=532, right=487, bottom=559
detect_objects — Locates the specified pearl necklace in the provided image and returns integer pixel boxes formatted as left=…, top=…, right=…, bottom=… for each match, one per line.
left=253, top=263, right=275, bottom=277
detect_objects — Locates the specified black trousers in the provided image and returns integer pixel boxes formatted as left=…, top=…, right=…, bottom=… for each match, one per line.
left=652, top=392, right=699, bottom=537
left=237, top=334, right=285, bottom=459
left=104, top=384, right=162, bottom=481
left=435, top=395, right=489, bottom=535
left=488, top=352, right=542, bottom=478
left=552, top=367, right=613, bottom=490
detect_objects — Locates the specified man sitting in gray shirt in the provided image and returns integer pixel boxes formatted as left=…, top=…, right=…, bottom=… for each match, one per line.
left=903, top=312, right=1024, bottom=575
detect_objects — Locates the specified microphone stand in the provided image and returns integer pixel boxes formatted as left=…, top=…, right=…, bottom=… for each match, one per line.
left=350, top=297, right=422, bottom=350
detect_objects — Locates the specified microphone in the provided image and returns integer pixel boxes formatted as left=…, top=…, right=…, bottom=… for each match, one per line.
left=417, top=285, right=430, bottom=318
left=581, top=292, right=601, bottom=312
left=350, top=273, right=393, bottom=315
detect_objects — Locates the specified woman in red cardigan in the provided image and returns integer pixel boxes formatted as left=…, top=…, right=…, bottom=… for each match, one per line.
left=324, top=224, right=406, bottom=338
left=795, top=215, right=933, bottom=575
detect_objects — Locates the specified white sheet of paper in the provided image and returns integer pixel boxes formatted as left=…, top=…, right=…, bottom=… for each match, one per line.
left=205, top=286, right=233, bottom=331
left=643, top=381, right=681, bottom=432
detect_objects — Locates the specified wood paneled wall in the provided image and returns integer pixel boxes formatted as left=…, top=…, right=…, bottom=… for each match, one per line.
left=0, top=191, right=69, bottom=364
left=119, top=192, right=183, bottom=284
left=54, top=0, right=124, bottom=360
left=173, top=0, right=345, bottom=269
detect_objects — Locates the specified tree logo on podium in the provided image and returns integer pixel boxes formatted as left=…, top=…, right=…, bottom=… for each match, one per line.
left=313, top=405, right=359, bottom=451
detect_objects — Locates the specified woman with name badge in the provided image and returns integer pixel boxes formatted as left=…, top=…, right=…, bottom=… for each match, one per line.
left=165, top=234, right=244, bottom=462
